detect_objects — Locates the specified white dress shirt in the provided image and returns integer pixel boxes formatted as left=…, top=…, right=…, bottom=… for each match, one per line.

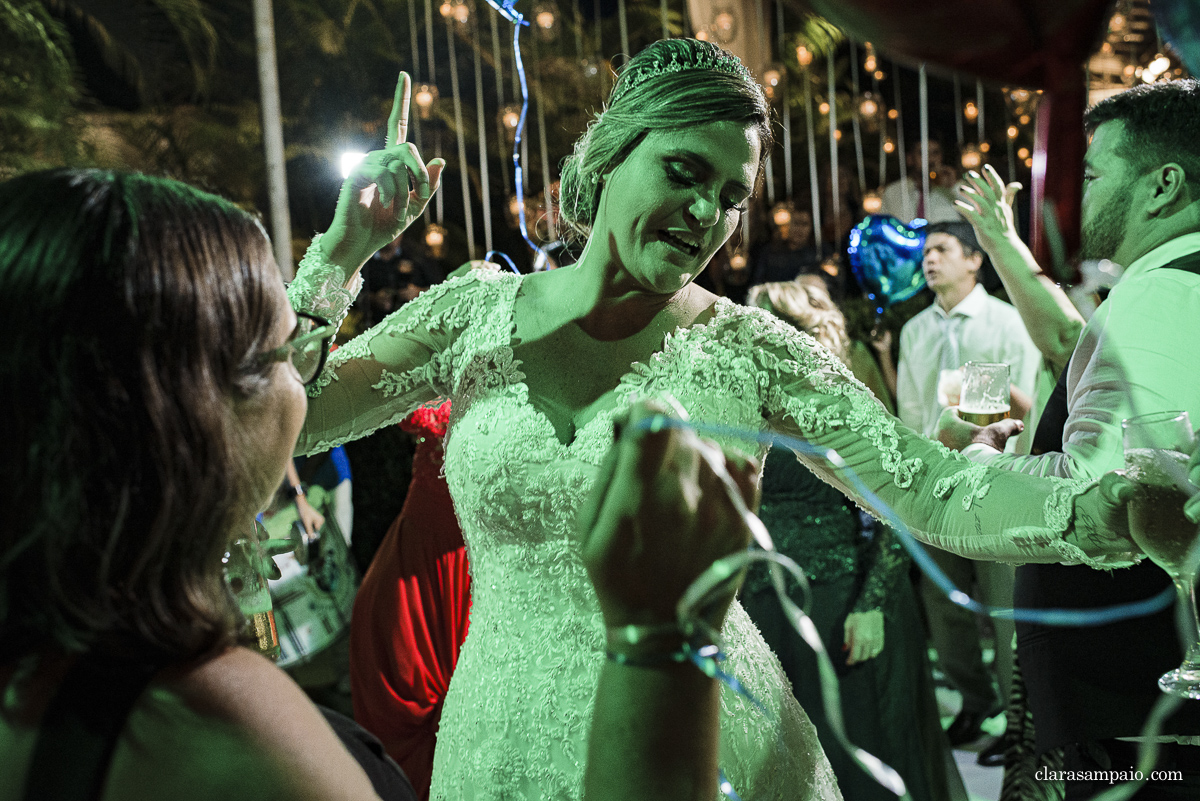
left=964, top=232, right=1200, bottom=477
left=897, top=284, right=1046, bottom=449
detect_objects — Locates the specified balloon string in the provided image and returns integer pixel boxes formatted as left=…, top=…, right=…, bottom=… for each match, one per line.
left=631, top=412, right=1176, bottom=799
left=479, top=0, right=549, bottom=269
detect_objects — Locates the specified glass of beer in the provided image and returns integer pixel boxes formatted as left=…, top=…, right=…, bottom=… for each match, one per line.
left=958, top=362, right=1011, bottom=426
left=223, top=522, right=282, bottom=661
left=1122, top=410, right=1200, bottom=698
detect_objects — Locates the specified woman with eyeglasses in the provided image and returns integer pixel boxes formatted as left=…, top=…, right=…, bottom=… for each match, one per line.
left=0, top=169, right=405, bottom=801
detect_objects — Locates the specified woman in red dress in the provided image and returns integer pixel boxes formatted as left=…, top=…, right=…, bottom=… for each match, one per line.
left=349, top=400, right=470, bottom=799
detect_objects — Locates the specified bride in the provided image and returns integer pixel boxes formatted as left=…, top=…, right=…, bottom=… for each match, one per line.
left=289, top=39, right=1136, bottom=801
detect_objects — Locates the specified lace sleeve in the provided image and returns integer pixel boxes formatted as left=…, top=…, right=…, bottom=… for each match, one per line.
left=286, top=234, right=363, bottom=329
left=851, top=523, right=911, bottom=615
left=742, top=311, right=1140, bottom=568
left=288, top=253, right=511, bottom=456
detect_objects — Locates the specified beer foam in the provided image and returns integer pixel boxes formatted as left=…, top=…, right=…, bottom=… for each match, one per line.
left=958, top=403, right=1010, bottom=415
left=1125, top=447, right=1189, bottom=487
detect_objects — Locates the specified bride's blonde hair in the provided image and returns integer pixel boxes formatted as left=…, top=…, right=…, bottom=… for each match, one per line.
left=748, top=276, right=851, bottom=367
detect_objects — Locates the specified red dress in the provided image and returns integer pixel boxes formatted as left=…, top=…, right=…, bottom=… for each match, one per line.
left=349, top=401, right=470, bottom=799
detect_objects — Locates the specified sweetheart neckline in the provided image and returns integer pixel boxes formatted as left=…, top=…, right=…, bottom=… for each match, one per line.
left=500, top=274, right=736, bottom=449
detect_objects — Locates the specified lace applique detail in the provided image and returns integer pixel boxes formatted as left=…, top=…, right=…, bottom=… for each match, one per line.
left=286, top=233, right=362, bottom=327
left=457, top=348, right=525, bottom=401
left=933, top=463, right=992, bottom=511
left=1043, top=476, right=1091, bottom=534
left=743, top=308, right=924, bottom=490
left=305, top=320, right=373, bottom=395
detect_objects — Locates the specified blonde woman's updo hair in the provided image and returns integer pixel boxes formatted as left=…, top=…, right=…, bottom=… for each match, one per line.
left=749, top=276, right=851, bottom=367
left=558, top=38, right=772, bottom=244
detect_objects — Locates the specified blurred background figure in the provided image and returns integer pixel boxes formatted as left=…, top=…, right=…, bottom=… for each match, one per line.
left=752, top=203, right=824, bottom=284
left=881, top=139, right=962, bottom=225
left=745, top=277, right=965, bottom=801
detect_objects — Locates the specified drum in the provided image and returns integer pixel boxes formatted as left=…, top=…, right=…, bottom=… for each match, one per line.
left=262, top=484, right=358, bottom=668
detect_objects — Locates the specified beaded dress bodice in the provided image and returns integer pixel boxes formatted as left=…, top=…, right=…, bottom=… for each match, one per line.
left=289, top=263, right=1129, bottom=801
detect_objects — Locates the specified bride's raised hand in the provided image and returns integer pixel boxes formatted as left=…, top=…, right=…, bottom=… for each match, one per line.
left=323, top=71, right=446, bottom=271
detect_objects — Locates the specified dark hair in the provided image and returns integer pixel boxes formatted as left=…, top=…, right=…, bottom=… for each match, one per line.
left=1085, top=79, right=1200, bottom=190
left=0, top=169, right=283, bottom=663
left=558, top=38, right=773, bottom=244
left=925, top=221, right=984, bottom=259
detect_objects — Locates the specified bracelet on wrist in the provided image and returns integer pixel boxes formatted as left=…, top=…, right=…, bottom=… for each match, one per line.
left=285, top=483, right=306, bottom=500
left=604, top=623, right=712, bottom=667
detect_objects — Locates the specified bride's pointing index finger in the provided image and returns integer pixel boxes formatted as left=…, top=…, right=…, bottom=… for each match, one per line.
left=386, top=72, right=411, bottom=148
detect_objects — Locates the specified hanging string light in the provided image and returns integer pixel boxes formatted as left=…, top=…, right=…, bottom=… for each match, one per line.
left=1007, top=124, right=1019, bottom=182
left=530, top=34, right=556, bottom=248
left=478, top=0, right=549, bottom=268
left=423, top=0, right=442, bottom=223
left=776, top=0, right=793, bottom=201
left=827, top=47, right=841, bottom=244
left=893, top=62, right=907, bottom=220
left=975, top=79, right=985, bottom=144
left=470, top=8, right=494, bottom=254
left=960, top=143, right=982, bottom=170
left=444, top=8, right=476, bottom=257
left=533, top=2, right=556, bottom=39
left=762, top=63, right=782, bottom=204
left=407, top=0, right=425, bottom=155
left=801, top=46, right=822, bottom=252
left=918, top=63, right=930, bottom=221
left=414, top=84, right=438, bottom=119
left=490, top=9, right=511, bottom=198
left=952, top=73, right=964, bottom=148
left=618, top=0, right=630, bottom=59
left=425, top=222, right=447, bottom=257
left=849, top=40, right=867, bottom=195
left=870, top=44, right=884, bottom=190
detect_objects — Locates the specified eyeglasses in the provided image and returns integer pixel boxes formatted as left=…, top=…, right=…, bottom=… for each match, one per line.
left=258, top=311, right=337, bottom=386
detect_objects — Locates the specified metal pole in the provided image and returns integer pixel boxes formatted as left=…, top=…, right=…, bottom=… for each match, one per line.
left=252, top=0, right=293, bottom=278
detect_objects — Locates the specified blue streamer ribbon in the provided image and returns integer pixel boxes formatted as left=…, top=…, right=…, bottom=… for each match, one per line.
left=646, top=417, right=1175, bottom=628
left=629, top=413, right=1179, bottom=800
left=479, top=0, right=550, bottom=270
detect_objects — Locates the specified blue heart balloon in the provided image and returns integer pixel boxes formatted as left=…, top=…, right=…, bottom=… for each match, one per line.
left=848, top=215, right=928, bottom=312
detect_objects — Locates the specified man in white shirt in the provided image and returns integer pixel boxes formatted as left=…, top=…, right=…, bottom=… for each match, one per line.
left=897, top=220, right=1045, bottom=749
left=942, top=80, right=1200, bottom=796
left=880, top=139, right=963, bottom=225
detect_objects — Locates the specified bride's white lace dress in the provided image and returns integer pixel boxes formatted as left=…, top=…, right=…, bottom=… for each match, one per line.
left=290, top=265, right=1125, bottom=801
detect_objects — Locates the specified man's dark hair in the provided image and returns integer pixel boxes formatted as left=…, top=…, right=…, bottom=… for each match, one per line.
left=1085, top=79, right=1200, bottom=190
left=925, top=221, right=984, bottom=259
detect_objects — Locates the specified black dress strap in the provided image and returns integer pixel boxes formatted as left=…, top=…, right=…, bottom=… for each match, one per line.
left=22, top=652, right=163, bottom=801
